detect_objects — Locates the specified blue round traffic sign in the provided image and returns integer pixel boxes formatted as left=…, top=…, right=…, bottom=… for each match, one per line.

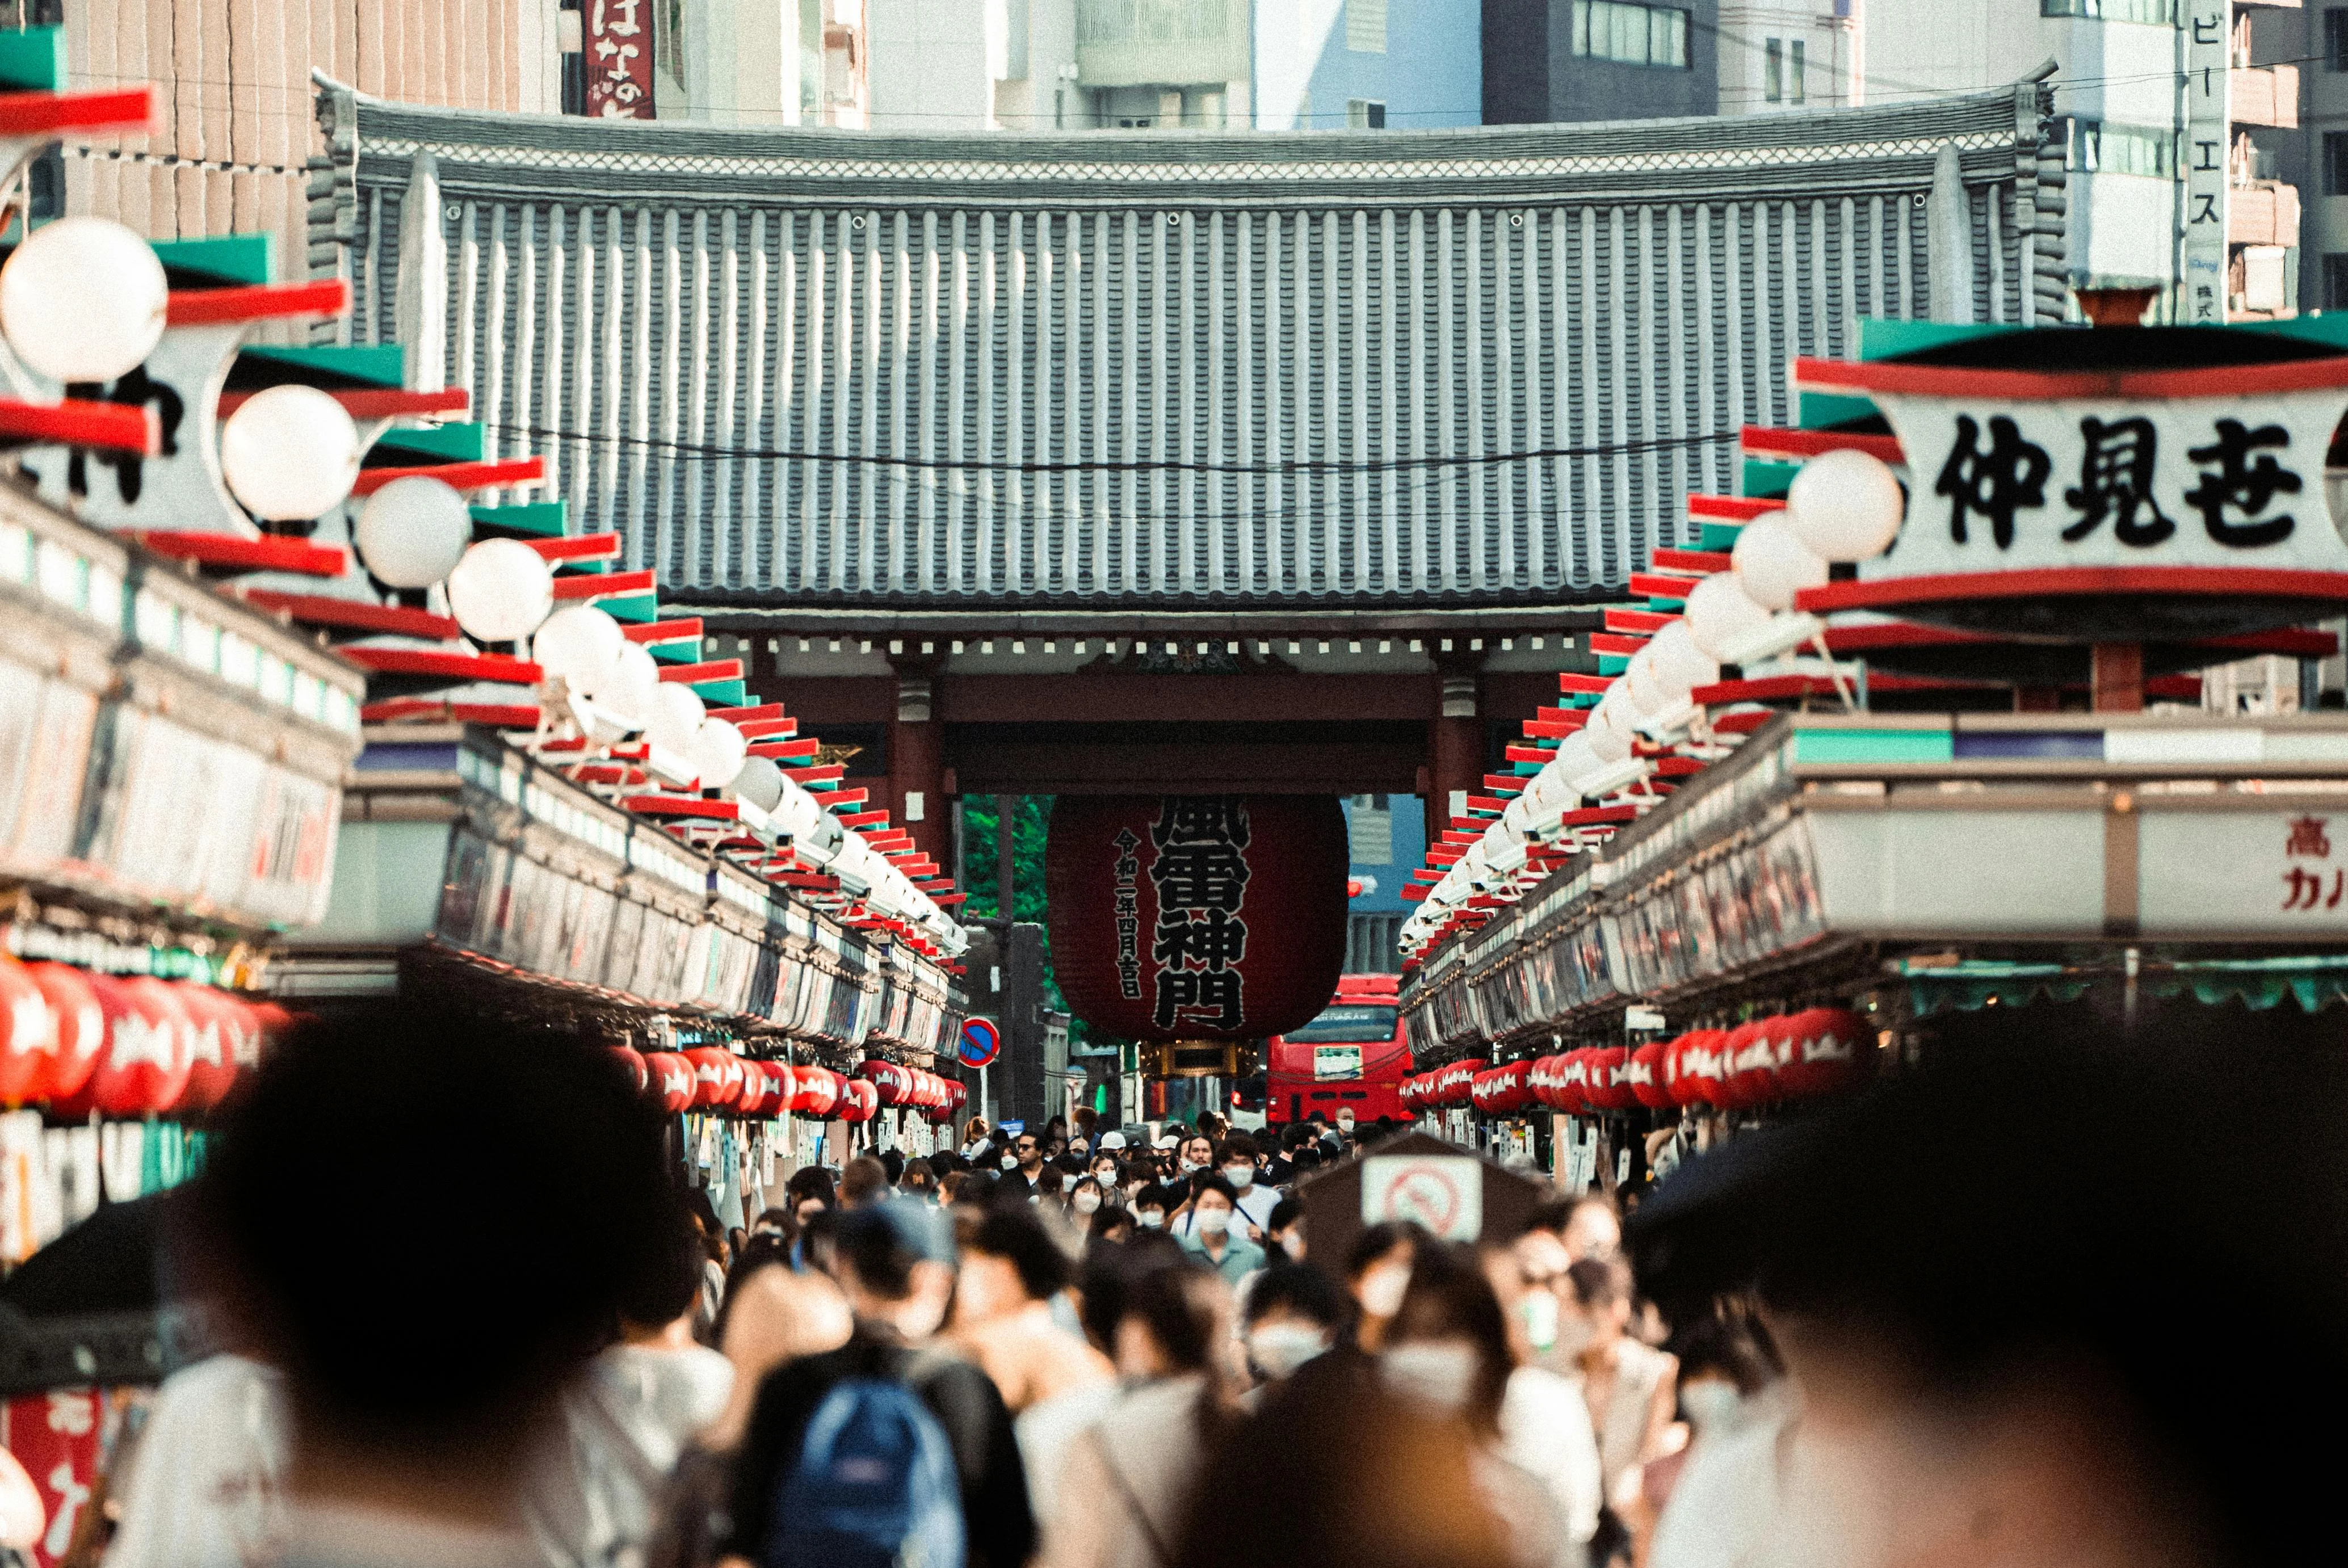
left=958, top=1016, right=1001, bottom=1069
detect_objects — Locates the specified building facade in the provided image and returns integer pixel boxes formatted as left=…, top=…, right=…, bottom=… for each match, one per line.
left=1715, top=1, right=1859, bottom=115
left=1866, top=0, right=2300, bottom=317
left=1482, top=0, right=1721, bottom=124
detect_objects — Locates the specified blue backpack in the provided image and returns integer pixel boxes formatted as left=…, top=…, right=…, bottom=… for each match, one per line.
left=766, top=1377, right=967, bottom=1568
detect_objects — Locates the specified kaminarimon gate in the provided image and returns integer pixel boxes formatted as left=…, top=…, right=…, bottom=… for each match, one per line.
left=313, top=78, right=2068, bottom=915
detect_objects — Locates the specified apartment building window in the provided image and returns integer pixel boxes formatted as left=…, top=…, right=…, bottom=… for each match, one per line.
left=2326, top=255, right=2348, bottom=312
left=1790, top=40, right=1805, bottom=103
left=1347, top=98, right=1388, bottom=127
left=1347, top=0, right=1388, bottom=53
left=2327, top=132, right=2348, bottom=195
left=1572, top=1, right=1691, bottom=68
left=2040, top=0, right=2175, bottom=20
left=2061, top=117, right=2174, bottom=178
left=2329, top=8, right=2348, bottom=70
left=1765, top=39, right=1782, bottom=100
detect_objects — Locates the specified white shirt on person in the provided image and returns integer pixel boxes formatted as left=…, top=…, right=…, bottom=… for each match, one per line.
left=1499, top=1364, right=1605, bottom=1545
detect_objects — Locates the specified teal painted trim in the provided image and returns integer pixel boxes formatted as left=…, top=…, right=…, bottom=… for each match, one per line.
left=1793, top=728, right=1954, bottom=764
left=648, top=640, right=705, bottom=663
left=1797, top=390, right=1878, bottom=428
left=152, top=234, right=274, bottom=285
left=1698, top=522, right=1745, bottom=552
left=1740, top=460, right=1797, bottom=499
left=2234, top=315, right=2348, bottom=353
left=245, top=343, right=406, bottom=386
left=374, top=422, right=484, bottom=463
left=468, top=500, right=568, bottom=537
left=1511, top=761, right=1543, bottom=776
left=1644, top=596, right=1686, bottom=612
left=1856, top=319, right=2028, bottom=361
left=602, top=593, right=661, bottom=623
left=0, top=28, right=66, bottom=92
left=1597, top=654, right=1630, bottom=675
left=690, top=679, right=748, bottom=706
left=1558, top=691, right=1599, bottom=708
left=553, top=558, right=611, bottom=574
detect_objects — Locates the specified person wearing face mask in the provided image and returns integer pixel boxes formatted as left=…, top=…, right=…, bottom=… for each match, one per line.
left=1065, top=1174, right=1114, bottom=1239
left=1216, top=1134, right=1279, bottom=1231
left=1239, top=1262, right=1345, bottom=1390
left=1644, top=1309, right=1790, bottom=1568
left=1263, top=1196, right=1305, bottom=1263
left=1373, top=1241, right=1587, bottom=1568
left=1347, top=1222, right=1423, bottom=1353
left=1558, top=1255, right=1678, bottom=1505
left=1175, top=1174, right=1266, bottom=1286
left=1173, top=1131, right=1213, bottom=1175
left=1132, top=1186, right=1172, bottom=1231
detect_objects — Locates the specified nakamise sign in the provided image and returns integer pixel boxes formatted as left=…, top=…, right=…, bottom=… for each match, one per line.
left=1797, top=352, right=2348, bottom=636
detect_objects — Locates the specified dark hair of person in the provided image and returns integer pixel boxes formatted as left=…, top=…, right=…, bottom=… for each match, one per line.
left=1666, top=1302, right=1783, bottom=1398
left=1043, top=1115, right=1068, bottom=1142
left=712, top=1232, right=795, bottom=1342
left=192, top=1004, right=672, bottom=1466
left=1245, top=1261, right=1347, bottom=1330
left=839, top=1155, right=889, bottom=1208
left=834, top=1207, right=923, bottom=1300
left=797, top=1207, right=842, bottom=1277
left=1091, top=1206, right=1135, bottom=1245
left=1219, top=1133, right=1259, bottom=1163
left=1073, top=1230, right=1188, bottom=1353
left=1387, top=1241, right=1514, bottom=1435
left=1566, top=1254, right=1633, bottom=1312
left=784, top=1165, right=835, bottom=1206
left=754, top=1206, right=796, bottom=1233
left=955, top=1170, right=998, bottom=1207
left=1120, top=1158, right=1157, bottom=1187
left=1191, top=1172, right=1241, bottom=1208
left=1525, top=1197, right=1575, bottom=1238
left=1036, top=1165, right=1066, bottom=1199
left=1074, top=1105, right=1099, bottom=1132
left=1053, top=1152, right=1087, bottom=1175
left=1347, top=1220, right=1425, bottom=1280
left=971, top=1205, right=1073, bottom=1302
left=1135, top=1183, right=1176, bottom=1214
left=1267, top=1196, right=1304, bottom=1234
left=1121, top=1251, right=1228, bottom=1377
left=1291, top=1145, right=1324, bottom=1174
left=616, top=1205, right=711, bottom=1330
left=1177, top=1367, right=1523, bottom=1568
left=879, top=1147, right=905, bottom=1184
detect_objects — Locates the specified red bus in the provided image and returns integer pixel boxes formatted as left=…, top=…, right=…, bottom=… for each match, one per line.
left=1267, top=973, right=1411, bottom=1125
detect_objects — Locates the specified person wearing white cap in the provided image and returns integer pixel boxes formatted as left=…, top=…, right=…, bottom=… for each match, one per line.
left=1097, top=1130, right=1127, bottom=1153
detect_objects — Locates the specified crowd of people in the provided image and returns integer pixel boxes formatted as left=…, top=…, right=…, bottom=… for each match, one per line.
left=41, top=1003, right=2348, bottom=1568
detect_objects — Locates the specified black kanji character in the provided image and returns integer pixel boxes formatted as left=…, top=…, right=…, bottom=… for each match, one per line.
left=1935, top=414, right=2051, bottom=548
left=2185, top=420, right=2300, bottom=549
left=1150, top=842, right=1251, bottom=913
left=64, top=366, right=187, bottom=507
left=1155, top=968, right=1244, bottom=1031
left=1150, top=797, right=1251, bottom=850
left=2063, top=417, right=2174, bottom=546
left=1153, top=907, right=1250, bottom=971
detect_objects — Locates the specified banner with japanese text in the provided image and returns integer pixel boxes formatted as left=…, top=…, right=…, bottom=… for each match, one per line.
left=585, top=0, right=657, bottom=119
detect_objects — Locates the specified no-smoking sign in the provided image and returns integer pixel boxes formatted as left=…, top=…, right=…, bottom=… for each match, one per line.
left=1360, top=1154, right=1485, bottom=1242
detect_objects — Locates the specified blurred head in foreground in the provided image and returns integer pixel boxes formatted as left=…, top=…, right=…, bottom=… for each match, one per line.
left=191, top=1004, right=673, bottom=1522
left=1636, top=1030, right=2348, bottom=1568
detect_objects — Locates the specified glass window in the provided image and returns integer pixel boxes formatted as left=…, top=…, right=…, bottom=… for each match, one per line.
left=1347, top=98, right=1387, bottom=128
left=2330, top=9, right=2348, bottom=71
left=1569, top=0, right=1691, bottom=68
left=2327, top=132, right=2348, bottom=196
left=2325, top=254, right=2348, bottom=312
left=1766, top=37, right=1782, bottom=101
left=1347, top=0, right=1388, bottom=53
left=1282, top=1004, right=1400, bottom=1044
left=1790, top=39, right=1805, bottom=103
left=2041, top=0, right=2176, bottom=19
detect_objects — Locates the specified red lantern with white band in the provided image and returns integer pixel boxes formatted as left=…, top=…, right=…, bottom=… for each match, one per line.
left=645, top=1052, right=696, bottom=1114
left=0, top=959, right=58, bottom=1106
left=22, top=963, right=104, bottom=1107
left=1777, top=1007, right=1874, bottom=1098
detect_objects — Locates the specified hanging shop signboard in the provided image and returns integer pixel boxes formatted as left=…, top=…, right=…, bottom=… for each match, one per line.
left=1360, top=1153, right=1484, bottom=1242
left=583, top=0, right=658, bottom=118
left=2182, top=2, right=2231, bottom=326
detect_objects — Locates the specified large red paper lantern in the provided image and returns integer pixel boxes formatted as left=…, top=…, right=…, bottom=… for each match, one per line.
left=606, top=1045, right=650, bottom=1096
left=1582, top=1045, right=1633, bottom=1112
left=0, top=959, right=58, bottom=1106
left=796, top=1065, right=845, bottom=1118
left=1678, top=1031, right=1730, bottom=1108
left=74, top=975, right=194, bottom=1119
left=645, top=1052, right=696, bottom=1113
left=22, top=963, right=103, bottom=1107
left=1627, top=1038, right=1676, bottom=1110
left=768, top=1062, right=801, bottom=1115
left=839, top=1078, right=879, bottom=1123
left=684, top=1046, right=744, bottom=1111
left=734, top=1061, right=781, bottom=1118
left=1777, top=1007, right=1873, bottom=1098
left=1552, top=1049, right=1593, bottom=1115
left=859, top=1059, right=912, bottom=1105
left=173, top=985, right=256, bottom=1115
left=1719, top=1020, right=1778, bottom=1109
left=1045, top=796, right=1348, bottom=1042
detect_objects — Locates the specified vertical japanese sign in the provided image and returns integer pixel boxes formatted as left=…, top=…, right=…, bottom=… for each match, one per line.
left=2, top=1389, right=104, bottom=1567
left=2181, top=3, right=2231, bottom=324
left=585, top=0, right=657, bottom=119
left=1148, top=798, right=1252, bottom=1031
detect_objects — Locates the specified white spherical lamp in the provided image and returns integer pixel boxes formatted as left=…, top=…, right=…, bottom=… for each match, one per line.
left=1551, top=734, right=1604, bottom=789
left=354, top=477, right=472, bottom=588
left=584, top=641, right=661, bottom=729
left=690, top=718, right=749, bottom=789
left=0, top=217, right=168, bottom=384
left=532, top=606, right=625, bottom=691
left=1624, top=651, right=1670, bottom=716
left=735, top=755, right=787, bottom=814
left=219, top=386, right=363, bottom=522
left=1645, top=621, right=1721, bottom=696
left=446, top=537, right=555, bottom=644
left=1731, top=511, right=1829, bottom=613
left=1684, top=574, right=1774, bottom=661
left=1786, top=449, right=1906, bottom=562
left=645, top=682, right=705, bottom=756
left=1583, top=696, right=1633, bottom=764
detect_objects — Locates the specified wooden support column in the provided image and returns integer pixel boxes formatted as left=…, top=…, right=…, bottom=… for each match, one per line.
left=2091, top=642, right=2144, bottom=714
left=1427, top=651, right=1485, bottom=846
left=888, top=653, right=948, bottom=866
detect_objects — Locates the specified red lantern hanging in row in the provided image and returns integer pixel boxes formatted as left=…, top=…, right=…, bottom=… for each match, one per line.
left=1469, top=1060, right=1536, bottom=1116
left=0, top=961, right=275, bottom=1117
left=858, top=1059, right=913, bottom=1105
left=607, top=1045, right=650, bottom=1095
left=644, top=1052, right=696, bottom=1113
left=838, top=1077, right=879, bottom=1123
left=795, top=1065, right=845, bottom=1119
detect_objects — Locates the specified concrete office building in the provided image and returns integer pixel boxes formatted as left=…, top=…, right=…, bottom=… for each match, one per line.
left=1482, top=0, right=1721, bottom=124
left=1715, top=1, right=1859, bottom=113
